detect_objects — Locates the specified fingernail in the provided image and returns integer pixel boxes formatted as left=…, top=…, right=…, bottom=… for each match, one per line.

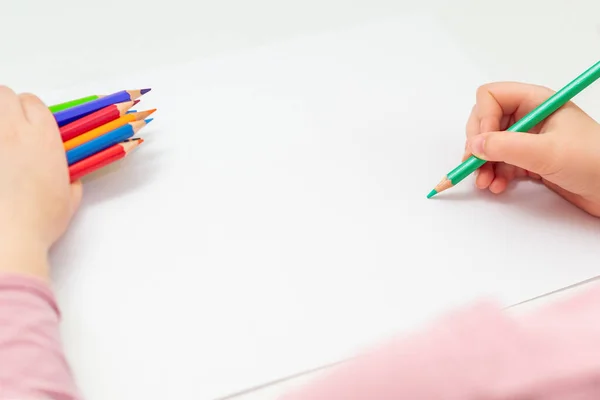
left=470, top=136, right=486, bottom=158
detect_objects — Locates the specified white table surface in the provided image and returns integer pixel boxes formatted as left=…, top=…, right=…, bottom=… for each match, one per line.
left=3, top=1, right=600, bottom=399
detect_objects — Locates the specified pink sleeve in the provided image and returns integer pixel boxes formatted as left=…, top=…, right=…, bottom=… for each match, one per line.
left=281, top=285, right=600, bottom=400
left=0, top=274, right=81, bottom=400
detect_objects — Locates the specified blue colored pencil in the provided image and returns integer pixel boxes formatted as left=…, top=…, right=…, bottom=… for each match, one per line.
left=54, top=89, right=151, bottom=127
left=66, top=119, right=153, bottom=165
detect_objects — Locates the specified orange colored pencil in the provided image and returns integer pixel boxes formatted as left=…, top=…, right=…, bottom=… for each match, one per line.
left=69, top=139, right=144, bottom=182
left=63, top=109, right=156, bottom=151
left=60, top=100, right=138, bottom=142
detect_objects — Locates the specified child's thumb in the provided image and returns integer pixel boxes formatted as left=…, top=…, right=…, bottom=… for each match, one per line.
left=468, top=131, right=558, bottom=175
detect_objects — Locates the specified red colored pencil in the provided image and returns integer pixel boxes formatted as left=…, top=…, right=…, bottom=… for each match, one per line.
left=60, top=100, right=139, bottom=142
left=69, top=138, right=144, bottom=182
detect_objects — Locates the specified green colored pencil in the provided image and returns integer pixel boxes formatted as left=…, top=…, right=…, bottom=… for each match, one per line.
left=49, top=95, right=102, bottom=113
left=428, top=60, right=600, bottom=198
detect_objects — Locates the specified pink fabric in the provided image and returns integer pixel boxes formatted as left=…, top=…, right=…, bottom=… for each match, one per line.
left=1, top=273, right=600, bottom=400
left=0, top=274, right=80, bottom=400
left=281, top=284, right=600, bottom=400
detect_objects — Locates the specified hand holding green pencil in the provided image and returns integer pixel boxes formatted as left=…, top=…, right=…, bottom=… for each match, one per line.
left=428, top=61, right=600, bottom=217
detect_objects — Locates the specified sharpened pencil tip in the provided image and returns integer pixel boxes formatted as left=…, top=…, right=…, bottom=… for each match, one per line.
left=144, top=118, right=154, bottom=124
left=427, top=189, right=438, bottom=199
left=133, top=100, right=141, bottom=106
left=141, top=88, right=152, bottom=95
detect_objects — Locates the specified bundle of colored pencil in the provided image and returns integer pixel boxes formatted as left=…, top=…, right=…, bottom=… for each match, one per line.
left=49, top=89, right=155, bottom=182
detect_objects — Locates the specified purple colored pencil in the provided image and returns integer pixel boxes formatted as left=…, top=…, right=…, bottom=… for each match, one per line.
left=53, top=89, right=151, bottom=126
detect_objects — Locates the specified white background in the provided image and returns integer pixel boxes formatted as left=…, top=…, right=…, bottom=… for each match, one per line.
left=3, top=1, right=600, bottom=400
left=3, top=0, right=600, bottom=95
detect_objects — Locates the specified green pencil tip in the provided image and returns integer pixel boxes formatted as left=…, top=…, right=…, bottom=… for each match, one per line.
left=427, top=189, right=438, bottom=199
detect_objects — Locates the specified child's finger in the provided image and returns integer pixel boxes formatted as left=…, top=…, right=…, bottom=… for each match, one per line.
left=489, top=175, right=508, bottom=194
left=476, top=82, right=555, bottom=124
left=19, top=93, right=62, bottom=147
left=465, top=105, right=479, bottom=138
left=475, top=85, right=504, bottom=133
left=500, top=114, right=512, bottom=131
left=19, top=93, right=53, bottom=127
left=475, top=163, right=494, bottom=189
left=461, top=149, right=471, bottom=162
left=480, top=113, right=501, bottom=134
left=469, top=130, right=559, bottom=176
left=515, top=168, right=528, bottom=179
left=495, top=162, right=517, bottom=183
left=492, top=163, right=518, bottom=193
left=463, top=106, right=479, bottom=160
left=0, top=86, right=25, bottom=127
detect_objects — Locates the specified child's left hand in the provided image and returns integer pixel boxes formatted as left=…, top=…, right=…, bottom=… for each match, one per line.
left=0, top=86, right=82, bottom=279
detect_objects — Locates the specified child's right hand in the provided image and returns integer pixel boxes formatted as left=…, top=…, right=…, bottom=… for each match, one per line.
left=464, top=82, right=600, bottom=217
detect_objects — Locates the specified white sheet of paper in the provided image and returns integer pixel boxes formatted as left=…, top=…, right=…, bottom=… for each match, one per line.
left=45, top=14, right=600, bottom=400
